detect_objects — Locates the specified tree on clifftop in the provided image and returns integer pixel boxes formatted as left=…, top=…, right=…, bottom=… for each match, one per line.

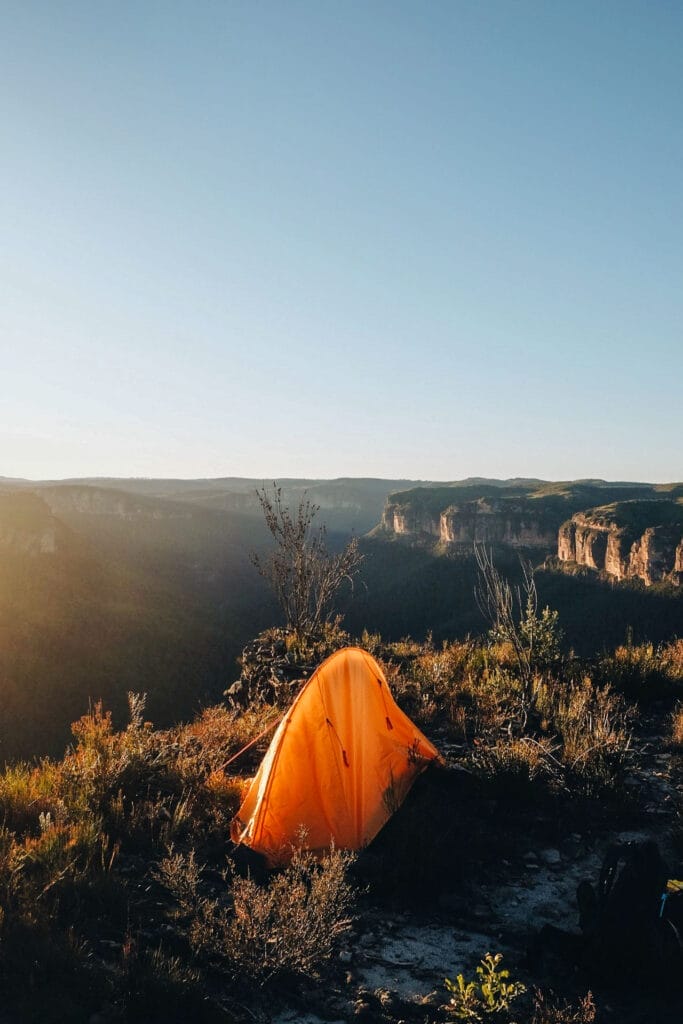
left=251, top=484, right=363, bottom=640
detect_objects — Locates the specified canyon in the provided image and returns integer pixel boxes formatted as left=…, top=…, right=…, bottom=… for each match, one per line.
left=380, top=482, right=683, bottom=587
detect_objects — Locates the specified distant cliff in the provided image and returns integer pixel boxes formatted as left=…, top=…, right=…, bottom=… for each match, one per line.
left=381, top=495, right=557, bottom=548
left=0, top=492, right=60, bottom=555
left=558, top=501, right=683, bottom=586
left=378, top=481, right=661, bottom=551
left=39, top=485, right=192, bottom=521
left=379, top=481, right=683, bottom=588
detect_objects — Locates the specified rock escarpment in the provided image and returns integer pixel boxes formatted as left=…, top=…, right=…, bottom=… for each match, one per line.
left=380, top=482, right=683, bottom=589
left=382, top=496, right=557, bottom=549
left=558, top=501, right=683, bottom=586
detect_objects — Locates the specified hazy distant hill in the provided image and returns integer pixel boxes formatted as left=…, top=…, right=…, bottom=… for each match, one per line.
left=19, top=476, right=425, bottom=535
left=0, top=477, right=421, bottom=757
left=0, top=485, right=274, bottom=758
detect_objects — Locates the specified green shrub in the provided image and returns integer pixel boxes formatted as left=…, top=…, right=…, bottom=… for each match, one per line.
left=444, top=952, right=526, bottom=1021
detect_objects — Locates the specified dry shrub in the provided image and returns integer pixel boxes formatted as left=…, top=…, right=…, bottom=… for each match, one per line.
left=0, top=761, right=64, bottom=833
left=0, top=824, right=26, bottom=907
left=389, top=640, right=517, bottom=743
left=599, top=638, right=683, bottom=700
left=530, top=674, right=633, bottom=794
left=663, top=638, right=683, bottom=676
left=119, top=941, right=202, bottom=1019
left=174, top=702, right=280, bottom=782
left=543, top=677, right=632, bottom=790
left=448, top=666, right=517, bottom=742
left=671, top=703, right=683, bottom=750
left=62, top=695, right=166, bottom=808
left=540, top=677, right=631, bottom=757
left=225, top=846, right=355, bottom=981
left=532, top=989, right=596, bottom=1023
left=386, top=636, right=425, bottom=661
left=468, top=672, right=632, bottom=798
left=157, top=844, right=355, bottom=984
left=154, top=846, right=203, bottom=918
left=471, top=736, right=557, bottom=796
left=58, top=696, right=277, bottom=847
left=20, top=814, right=114, bottom=893
left=414, top=642, right=477, bottom=688
left=485, top=640, right=520, bottom=670
left=204, top=770, right=247, bottom=813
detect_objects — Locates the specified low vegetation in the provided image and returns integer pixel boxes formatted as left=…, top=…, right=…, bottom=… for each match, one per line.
left=596, top=636, right=683, bottom=700
left=1, top=610, right=679, bottom=1021
left=671, top=702, right=683, bottom=750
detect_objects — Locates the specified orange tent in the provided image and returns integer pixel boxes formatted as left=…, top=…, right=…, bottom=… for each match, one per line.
left=230, top=647, right=440, bottom=866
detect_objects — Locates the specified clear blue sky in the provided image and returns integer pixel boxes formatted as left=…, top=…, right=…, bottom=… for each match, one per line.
left=2, top=1, right=681, bottom=482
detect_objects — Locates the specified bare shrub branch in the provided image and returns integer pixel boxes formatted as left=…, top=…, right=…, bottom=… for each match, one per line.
left=251, top=484, right=363, bottom=639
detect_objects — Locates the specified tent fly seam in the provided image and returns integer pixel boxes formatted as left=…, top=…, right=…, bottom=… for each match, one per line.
left=326, top=717, right=350, bottom=768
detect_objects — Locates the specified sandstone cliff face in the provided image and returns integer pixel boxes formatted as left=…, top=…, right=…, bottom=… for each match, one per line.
left=382, top=504, right=441, bottom=539
left=557, top=504, right=683, bottom=586
left=382, top=498, right=556, bottom=549
left=558, top=516, right=609, bottom=571
left=439, top=505, right=555, bottom=547
left=673, top=541, right=683, bottom=587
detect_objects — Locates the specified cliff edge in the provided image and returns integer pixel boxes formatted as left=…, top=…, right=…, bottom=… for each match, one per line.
left=557, top=500, right=683, bottom=586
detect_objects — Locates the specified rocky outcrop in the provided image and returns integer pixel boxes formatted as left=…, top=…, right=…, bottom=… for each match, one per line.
left=671, top=536, right=683, bottom=577
left=558, top=516, right=609, bottom=570
left=381, top=504, right=441, bottom=539
left=558, top=502, right=683, bottom=586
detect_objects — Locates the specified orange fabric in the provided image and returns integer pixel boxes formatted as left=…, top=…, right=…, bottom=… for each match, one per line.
left=231, top=647, right=440, bottom=865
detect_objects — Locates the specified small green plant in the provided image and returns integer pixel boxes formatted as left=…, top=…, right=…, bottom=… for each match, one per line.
left=444, top=952, right=526, bottom=1021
